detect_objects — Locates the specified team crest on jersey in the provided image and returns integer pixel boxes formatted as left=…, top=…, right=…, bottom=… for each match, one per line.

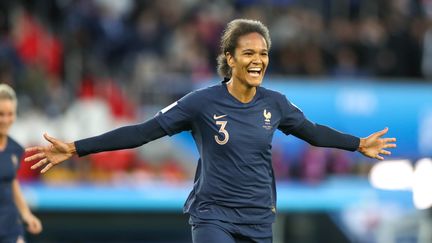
left=263, top=109, right=272, bottom=130
left=11, top=154, right=18, bottom=169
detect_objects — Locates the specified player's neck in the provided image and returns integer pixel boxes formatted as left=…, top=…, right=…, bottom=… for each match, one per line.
left=226, top=79, right=256, bottom=103
left=0, top=135, right=7, bottom=150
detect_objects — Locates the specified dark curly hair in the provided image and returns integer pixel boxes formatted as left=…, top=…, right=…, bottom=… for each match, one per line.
left=217, top=19, right=271, bottom=79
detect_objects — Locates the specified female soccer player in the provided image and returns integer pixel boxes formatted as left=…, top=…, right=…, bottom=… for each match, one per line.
left=0, top=84, right=42, bottom=243
left=25, top=19, right=396, bottom=243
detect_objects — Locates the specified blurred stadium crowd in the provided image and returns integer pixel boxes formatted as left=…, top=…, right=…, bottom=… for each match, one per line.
left=1, top=0, right=430, bottom=184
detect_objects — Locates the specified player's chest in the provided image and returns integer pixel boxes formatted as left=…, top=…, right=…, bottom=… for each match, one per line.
left=198, top=105, right=279, bottom=147
left=0, top=152, right=19, bottom=180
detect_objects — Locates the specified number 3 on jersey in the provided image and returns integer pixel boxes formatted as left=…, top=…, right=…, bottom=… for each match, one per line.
left=215, top=120, right=229, bottom=145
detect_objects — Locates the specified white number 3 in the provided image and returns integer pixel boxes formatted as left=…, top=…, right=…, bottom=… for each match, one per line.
left=214, top=121, right=229, bottom=145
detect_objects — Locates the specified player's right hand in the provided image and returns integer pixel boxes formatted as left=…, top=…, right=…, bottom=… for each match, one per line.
left=24, top=133, right=76, bottom=173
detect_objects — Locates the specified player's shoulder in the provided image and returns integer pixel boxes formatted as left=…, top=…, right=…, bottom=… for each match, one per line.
left=258, top=86, right=299, bottom=114
left=258, top=86, right=287, bottom=102
left=182, top=82, right=224, bottom=101
left=196, top=82, right=224, bottom=94
left=7, top=136, right=24, bottom=153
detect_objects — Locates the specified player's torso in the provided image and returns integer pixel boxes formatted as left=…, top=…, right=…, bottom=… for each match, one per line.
left=195, top=96, right=279, bottom=154
left=0, top=143, right=21, bottom=182
left=0, top=139, right=22, bottom=207
left=0, top=144, right=23, bottom=236
left=190, top=86, right=282, bottom=186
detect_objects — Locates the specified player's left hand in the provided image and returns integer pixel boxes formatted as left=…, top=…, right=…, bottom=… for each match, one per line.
left=358, top=127, right=397, bottom=160
left=22, top=212, right=42, bottom=234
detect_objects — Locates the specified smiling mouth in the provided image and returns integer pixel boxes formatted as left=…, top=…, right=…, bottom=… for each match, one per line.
left=247, top=67, right=262, bottom=77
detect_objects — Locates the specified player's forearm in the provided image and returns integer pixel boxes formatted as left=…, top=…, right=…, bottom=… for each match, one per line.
left=75, top=117, right=167, bottom=156
left=291, top=119, right=360, bottom=151
left=12, top=179, right=32, bottom=218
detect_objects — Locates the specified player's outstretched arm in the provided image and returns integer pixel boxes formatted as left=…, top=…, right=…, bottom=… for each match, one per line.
left=358, top=127, right=397, bottom=160
left=24, top=133, right=76, bottom=173
left=25, top=118, right=168, bottom=173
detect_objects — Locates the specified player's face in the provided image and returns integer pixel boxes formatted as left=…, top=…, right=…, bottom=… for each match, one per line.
left=0, top=99, right=16, bottom=137
left=227, top=32, right=269, bottom=88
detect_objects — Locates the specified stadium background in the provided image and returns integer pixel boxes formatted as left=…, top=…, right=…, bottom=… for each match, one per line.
left=1, top=0, right=431, bottom=242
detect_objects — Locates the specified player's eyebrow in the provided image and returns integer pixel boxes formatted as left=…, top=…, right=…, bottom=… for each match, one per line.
left=241, top=48, right=268, bottom=53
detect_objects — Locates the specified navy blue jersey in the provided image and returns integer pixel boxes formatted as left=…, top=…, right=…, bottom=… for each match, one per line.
left=0, top=137, right=24, bottom=236
left=75, top=80, right=358, bottom=225
left=155, top=81, right=306, bottom=224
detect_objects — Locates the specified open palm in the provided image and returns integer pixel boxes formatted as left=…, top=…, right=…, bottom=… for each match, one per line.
left=24, top=133, right=76, bottom=173
left=358, top=127, right=397, bottom=160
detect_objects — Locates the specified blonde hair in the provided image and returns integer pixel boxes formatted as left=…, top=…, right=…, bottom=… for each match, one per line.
left=0, top=83, right=17, bottom=104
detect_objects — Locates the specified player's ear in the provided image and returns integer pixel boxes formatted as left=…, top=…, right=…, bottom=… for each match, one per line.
left=226, top=52, right=235, bottom=68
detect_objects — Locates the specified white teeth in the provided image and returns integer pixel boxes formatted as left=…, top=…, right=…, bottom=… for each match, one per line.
left=249, top=72, right=260, bottom=77
left=248, top=67, right=261, bottom=71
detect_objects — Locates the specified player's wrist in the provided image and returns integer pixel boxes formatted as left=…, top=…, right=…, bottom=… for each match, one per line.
left=67, top=142, right=77, bottom=155
left=20, top=210, right=32, bottom=220
left=357, top=138, right=366, bottom=153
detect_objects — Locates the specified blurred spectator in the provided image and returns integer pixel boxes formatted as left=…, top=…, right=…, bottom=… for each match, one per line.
left=4, top=0, right=429, bottom=112
left=300, top=146, right=328, bottom=184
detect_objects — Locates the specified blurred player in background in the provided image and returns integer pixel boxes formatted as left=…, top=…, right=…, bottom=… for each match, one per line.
left=25, top=19, right=396, bottom=243
left=0, top=84, right=42, bottom=243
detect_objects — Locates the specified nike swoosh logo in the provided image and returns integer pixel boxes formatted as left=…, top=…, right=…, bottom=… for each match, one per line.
left=213, top=114, right=227, bottom=120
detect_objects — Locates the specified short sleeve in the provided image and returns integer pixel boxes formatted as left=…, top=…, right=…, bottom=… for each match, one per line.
left=155, top=91, right=201, bottom=136
left=277, top=95, right=306, bottom=135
